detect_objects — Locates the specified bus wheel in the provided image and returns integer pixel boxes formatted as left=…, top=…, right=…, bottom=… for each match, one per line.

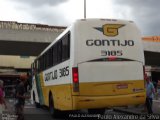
left=88, top=108, right=105, bottom=114
left=49, top=95, right=60, bottom=118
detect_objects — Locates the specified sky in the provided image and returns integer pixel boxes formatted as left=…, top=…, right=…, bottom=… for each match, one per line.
left=0, top=0, right=159, bottom=36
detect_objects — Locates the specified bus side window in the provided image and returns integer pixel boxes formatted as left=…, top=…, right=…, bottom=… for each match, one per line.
left=62, top=32, right=70, bottom=61
left=53, top=43, right=58, bottom=66
left=57, top=40, right=62, bottom=64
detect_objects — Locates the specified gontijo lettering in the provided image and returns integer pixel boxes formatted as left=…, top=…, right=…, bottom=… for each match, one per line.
left=86, top=39, right=134, bottom=46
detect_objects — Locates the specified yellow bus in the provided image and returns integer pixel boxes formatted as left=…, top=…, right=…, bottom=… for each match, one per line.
left=31, top=19, right=146, bottom=117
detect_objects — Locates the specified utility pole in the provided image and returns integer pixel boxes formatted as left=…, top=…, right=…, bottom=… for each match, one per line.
left=84, top=0, right=86, bottom=19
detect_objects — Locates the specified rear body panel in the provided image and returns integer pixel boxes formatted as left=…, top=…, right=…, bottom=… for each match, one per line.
left=78, top=62, right=144, bottom=96
left=72, top=91, right=145, bottom=110
left=70, top=19, right=145, bottom=109
left=73, top=19, right=144, bottom=65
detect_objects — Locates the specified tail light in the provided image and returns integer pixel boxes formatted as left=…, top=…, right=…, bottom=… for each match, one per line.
left=72, top=67, right=79, bottom=92
left=72, top=67, right=79, bottom=83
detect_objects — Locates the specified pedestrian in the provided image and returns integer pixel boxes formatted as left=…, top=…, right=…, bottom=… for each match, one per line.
left=0, top=80, right=7, bottom=114
left=15, top=74, right=30, bottom=120
left=145, top=75, right=155, bottom=114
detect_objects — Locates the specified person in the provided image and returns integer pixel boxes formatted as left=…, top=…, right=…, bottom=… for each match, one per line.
left=15, top=74, right=30, bottom=120
left=145, top=75, right=155, bottom=114
left=0, top=80, right=7, bottom=114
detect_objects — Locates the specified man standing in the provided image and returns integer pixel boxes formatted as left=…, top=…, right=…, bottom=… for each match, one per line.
left=15, top=74, right=30, bottom=120
left=145, top=75, right=155, bottom=114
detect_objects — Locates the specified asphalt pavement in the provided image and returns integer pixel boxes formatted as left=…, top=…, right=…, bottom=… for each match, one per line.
left=1, top=97, right=160, bottom=120
left=113, top=99, right=160, bottom=115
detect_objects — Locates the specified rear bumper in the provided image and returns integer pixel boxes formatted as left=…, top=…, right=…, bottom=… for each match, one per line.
left=72, top=92, right=146, bottom=110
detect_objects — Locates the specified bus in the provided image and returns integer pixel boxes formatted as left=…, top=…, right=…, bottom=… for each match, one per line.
left=31, top=19, right=146, bottom=117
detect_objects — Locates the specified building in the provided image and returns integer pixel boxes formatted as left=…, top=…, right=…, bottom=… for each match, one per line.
left=0, top=21, right=65, bottom=97
left=142, top=36, right=160, bottom=89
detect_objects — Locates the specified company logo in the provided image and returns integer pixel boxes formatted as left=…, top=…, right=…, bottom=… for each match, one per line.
left=94, top=24, right=125, bottom=37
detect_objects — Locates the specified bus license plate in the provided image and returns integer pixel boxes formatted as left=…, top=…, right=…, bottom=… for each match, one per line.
left=116, top=84, right=128, bottom=89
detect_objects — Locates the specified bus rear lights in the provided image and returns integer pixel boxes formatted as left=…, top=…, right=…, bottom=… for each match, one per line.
left=72, top=67, right=79, bottom=92
left=72, top=67, right=79, bottom=83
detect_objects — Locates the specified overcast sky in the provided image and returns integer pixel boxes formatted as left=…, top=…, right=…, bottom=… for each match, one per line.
left=0, top=0, right=159, bottom=36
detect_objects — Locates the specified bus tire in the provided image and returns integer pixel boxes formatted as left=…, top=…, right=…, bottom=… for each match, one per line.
left=49, top=94, right=60, bottom=118
left=88, top=108, right=105, bottom=114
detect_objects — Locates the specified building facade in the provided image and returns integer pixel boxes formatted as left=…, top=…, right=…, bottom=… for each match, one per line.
left=142, top=36, right=160, bottom=91
left=0, top=21, right=65, bottom=97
